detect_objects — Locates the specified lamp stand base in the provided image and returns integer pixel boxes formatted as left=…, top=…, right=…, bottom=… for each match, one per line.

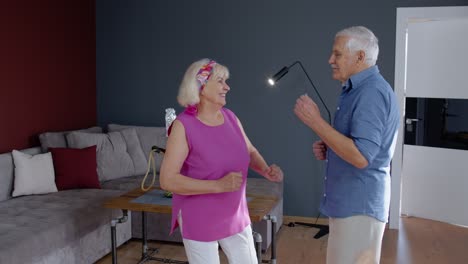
left=288, top=222, right=329, bottom=239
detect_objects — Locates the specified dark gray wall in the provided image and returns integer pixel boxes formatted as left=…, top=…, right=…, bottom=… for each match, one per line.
left=96, top=0, right=468, bottom=217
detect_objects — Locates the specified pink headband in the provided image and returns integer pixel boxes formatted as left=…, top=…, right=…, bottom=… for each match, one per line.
left=185, top=60, right=217, bottom=115
left=196, top=60, right=217, bottom=90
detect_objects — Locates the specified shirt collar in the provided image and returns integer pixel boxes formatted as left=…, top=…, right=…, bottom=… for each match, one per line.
left=342, top=65, right=379, bottom=92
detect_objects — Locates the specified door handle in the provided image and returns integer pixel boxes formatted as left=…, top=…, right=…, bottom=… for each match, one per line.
left=405, top=118, right=421, bottom=125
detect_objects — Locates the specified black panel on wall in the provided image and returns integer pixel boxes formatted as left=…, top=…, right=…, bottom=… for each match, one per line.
left=96, top=0, right=468, bottom=217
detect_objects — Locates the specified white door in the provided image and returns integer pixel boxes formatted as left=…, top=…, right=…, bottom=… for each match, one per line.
left=391, top=6, right=468, bottom=229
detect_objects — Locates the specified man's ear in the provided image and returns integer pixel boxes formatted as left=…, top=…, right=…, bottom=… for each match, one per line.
left=357, top=50, right=366, bottom=64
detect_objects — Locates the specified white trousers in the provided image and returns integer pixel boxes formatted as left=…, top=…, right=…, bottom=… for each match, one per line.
left=178, top=212, right=258, bottom=264
left=327, top=215, right=385, bottom=264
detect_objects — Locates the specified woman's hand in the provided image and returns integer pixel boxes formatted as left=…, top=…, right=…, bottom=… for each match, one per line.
left=217, top=172, right=243, bottom=192
left=263, top=164, right=284, bottom=182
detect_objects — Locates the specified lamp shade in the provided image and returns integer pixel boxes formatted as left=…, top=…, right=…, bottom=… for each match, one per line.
left=268, top=66, right=289, bottom=86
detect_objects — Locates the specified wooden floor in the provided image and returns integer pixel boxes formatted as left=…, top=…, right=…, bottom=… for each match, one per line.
left=96, top=216, right=468, bottom=264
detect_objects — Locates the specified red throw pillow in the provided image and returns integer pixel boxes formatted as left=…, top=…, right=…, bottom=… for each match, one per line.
left=49, top=146, right=101, bottom=190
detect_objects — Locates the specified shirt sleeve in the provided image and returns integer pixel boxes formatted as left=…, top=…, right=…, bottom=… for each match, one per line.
left=350, top=88, right=388, bottom=164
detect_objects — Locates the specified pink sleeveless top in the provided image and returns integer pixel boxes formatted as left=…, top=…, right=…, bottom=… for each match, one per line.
left=170, top=107, right=251, bottom=241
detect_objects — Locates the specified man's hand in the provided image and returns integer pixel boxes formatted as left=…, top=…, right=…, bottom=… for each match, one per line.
left=294, top=94, right=323, bottom=128
left=217, top=172, right=243, bottom=192
left=263, top=164, right=284, bottom=182
left=313, top=140, right=327, bottom=160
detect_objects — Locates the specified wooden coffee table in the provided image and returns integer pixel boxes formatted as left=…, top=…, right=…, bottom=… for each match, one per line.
left=104, top=187, right=279, bottom=264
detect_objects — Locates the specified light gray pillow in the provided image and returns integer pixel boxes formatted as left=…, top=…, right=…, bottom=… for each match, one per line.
left=11, top=150, right=58, bottom=197
left=66, top=128, right=147, bottom=182
left=38, top=126, right=102, bottom=152
left=107, top=124, right=167, bottom=172
left=0, top=147, right=41, bottom=202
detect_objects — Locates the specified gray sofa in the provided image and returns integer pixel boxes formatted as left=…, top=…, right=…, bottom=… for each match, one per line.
left=0, top=124, right=283, bottom=263
left=0, top=147, right=131, bottom=264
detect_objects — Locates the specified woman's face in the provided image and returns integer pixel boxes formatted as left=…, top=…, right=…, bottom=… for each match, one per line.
left=200, top=74, right=230, bottom=106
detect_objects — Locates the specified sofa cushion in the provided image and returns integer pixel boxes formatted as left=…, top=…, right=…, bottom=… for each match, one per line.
left=11, top=150, right=58, bottom=197
left=0, top=189, right=125, bottom=264
left=0, top=147, right=41, bottom=202
left=66, top=128, right=147, bottom=181
left=49, top=146, right=101, bottom=190
left=38, top=126, right=102, bottom=152
left=108, top=124, right=167, bottom=172
left=100, top=174, right=148, bottom=190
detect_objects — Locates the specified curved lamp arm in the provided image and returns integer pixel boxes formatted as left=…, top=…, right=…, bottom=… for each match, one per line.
left=268, top=60, right=331, bottom=124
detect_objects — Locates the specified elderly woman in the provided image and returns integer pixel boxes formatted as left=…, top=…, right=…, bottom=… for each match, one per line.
left=160, top=58, right=284, bottom=264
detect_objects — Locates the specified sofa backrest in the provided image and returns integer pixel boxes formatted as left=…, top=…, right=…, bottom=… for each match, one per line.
left=39, top=126, right=102, bottom=152
left=0, top=147, right=41, bottom=202
left=107, top=124, right=167, bottom=172
left=66, top=128, right=147, bottom=182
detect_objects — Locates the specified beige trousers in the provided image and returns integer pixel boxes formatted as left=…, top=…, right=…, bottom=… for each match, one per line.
left=327, top=215, right=385, bottom=264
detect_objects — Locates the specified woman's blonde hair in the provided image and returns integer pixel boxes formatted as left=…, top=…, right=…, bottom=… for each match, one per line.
left=177, top=58, right=230, bottom=107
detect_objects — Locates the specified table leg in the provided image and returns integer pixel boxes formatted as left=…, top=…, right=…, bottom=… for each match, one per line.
left=138, top=212, right=188, bottom=264
left=271, top=216, right=277, bottom=264
left=253, top=231, right=263, bottom=263
left=263, top=215, right=278, bottom=264
left=110, top=210, right=128, bottom=264
left=139, top=211, right=158, bottom=262
left=142, top=211, right=148, bottom=258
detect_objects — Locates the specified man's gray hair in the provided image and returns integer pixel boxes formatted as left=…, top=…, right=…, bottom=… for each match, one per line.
left=336, top=26, right=379, bottom=66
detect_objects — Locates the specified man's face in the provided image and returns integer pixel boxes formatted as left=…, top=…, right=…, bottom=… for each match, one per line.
left=328, top=36, right=360, bottom=83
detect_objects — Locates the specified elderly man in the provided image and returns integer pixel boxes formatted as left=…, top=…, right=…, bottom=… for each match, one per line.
left=294, top=26, right=400, bottom=264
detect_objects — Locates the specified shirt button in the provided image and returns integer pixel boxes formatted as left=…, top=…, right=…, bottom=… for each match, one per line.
left=323, top=193, right=327, bottom=197
left=337, top=107, right=340, bottom=110
left=325, top=177, right=327, bottom=180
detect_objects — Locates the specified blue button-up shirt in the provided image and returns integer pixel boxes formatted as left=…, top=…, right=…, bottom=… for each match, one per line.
left=320, top=65, right=400, bottom=222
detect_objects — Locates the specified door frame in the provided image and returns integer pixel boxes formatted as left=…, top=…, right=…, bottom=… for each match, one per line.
left=391, top=6, right=468, bottom=229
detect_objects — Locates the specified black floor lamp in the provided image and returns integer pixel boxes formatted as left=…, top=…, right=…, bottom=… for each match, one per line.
left=268, top=60, right=330, bottom=239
